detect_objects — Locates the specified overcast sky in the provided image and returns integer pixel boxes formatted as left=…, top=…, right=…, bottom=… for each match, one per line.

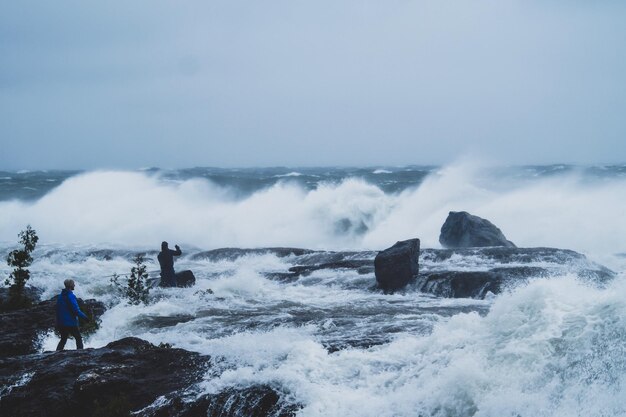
left=1, top=1, right=625, bottom=170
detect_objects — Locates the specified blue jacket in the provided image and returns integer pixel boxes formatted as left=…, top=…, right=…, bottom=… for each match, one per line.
left=56, top=289, right=88, bottom=327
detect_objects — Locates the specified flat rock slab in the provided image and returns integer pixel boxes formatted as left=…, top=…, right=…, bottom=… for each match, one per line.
left=417, top=247, right=615, bottom=298
left=140, top=385, right=301, bottom=417
left=0, top=337, right=209, bottom=417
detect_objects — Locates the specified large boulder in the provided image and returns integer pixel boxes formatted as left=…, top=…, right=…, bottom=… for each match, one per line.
left=374, top=239, right=420, bottom=291
left=0, top=337, right=209, bottom=417
left=175, top=270, right=196, bottom=287
left=439, top=211, right=516, bottom=248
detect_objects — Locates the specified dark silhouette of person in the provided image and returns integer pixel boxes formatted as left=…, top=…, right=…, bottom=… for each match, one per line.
left=56, top=279, right=88, bottom=351
left=158, top=241, right=182, bottom=287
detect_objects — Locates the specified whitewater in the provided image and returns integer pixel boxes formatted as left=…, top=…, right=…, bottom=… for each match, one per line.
left=1, top=162, right=626, bottom=417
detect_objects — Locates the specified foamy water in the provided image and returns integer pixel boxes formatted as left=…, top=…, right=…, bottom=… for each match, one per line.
left=2, top=162, right=626, bottom=416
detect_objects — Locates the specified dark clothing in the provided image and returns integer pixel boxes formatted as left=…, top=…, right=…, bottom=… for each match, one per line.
left=56, top=326, right=83, bottom=350
left=56, top=289, right=88, bottom=327
left=158, top=247, right=182, bottom=287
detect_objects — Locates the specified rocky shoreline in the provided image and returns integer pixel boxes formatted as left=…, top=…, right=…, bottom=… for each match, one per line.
left=0, top=212, right=616, bottom=416
left=0, top=336, right=298, bottom=417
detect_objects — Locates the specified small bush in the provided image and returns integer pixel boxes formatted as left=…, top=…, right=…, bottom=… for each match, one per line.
left=111, top=254, right=150, bottom=305
left=2, top=225, right=39, bottom=310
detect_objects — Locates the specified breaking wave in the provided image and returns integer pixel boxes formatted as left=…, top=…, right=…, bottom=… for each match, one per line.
left=1, top=162, right=625, bottom=259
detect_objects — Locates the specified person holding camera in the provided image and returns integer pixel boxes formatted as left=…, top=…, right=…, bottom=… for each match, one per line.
left=158, top=241, right=182, bottom=287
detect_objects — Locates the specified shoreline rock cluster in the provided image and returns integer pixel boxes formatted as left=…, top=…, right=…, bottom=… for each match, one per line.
left=0, top=210, right=616, bottom=416
left=0, top=289, right=296, bottom=417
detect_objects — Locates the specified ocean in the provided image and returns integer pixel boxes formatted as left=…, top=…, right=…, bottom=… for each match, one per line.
left=1, top=162, right=626, bottom=416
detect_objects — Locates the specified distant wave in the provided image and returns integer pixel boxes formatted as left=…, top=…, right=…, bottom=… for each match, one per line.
left=1, top=163, right=626, bottom=257
left=274, top=172, right=303, bottom=177
left=373, top=169, right=392, bottom=174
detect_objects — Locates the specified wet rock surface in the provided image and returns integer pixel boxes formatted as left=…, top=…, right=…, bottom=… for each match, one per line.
left=0, top=337, right=209, bottom=417
left=374, top=239, right=421, bottom=291
left=0, top=296, right=106, bottom=358
left=416, top=247, right=614, bottom=298
left=0, top=286, right=43, bottom=307
left=262, top=245, right=614, bottom=299
left=191, top=247, right=315, bottom=262
left=439, top=211, right=516, bottom=248
left=141, top=385, right=300, bottom=417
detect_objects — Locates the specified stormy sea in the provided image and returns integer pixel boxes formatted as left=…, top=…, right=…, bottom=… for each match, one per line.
left=2, top=163, right=626, bottom=417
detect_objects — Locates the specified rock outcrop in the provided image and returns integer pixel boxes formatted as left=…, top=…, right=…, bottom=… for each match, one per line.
left=439, top=211, right=516, bottom=248
left=0, top=286, right=43, bottom=308
left=141, top=385, right=300, bottom=417
left=374, top=239, right=420, bottom=291
left=0, top=296, right=106, bottom=358
left=0, top=337, right=209, bottom=417
left=416, top=247, right=615, bottom=298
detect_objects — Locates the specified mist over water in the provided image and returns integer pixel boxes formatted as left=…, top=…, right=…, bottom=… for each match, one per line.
left=1, top=163, right=625, bottom=257
left=2, top=163, right=626, bottom=416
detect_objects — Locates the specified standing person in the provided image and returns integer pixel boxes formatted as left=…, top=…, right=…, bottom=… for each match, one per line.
left=158, top=241, right=182, bottom=287
left=56, top=279, right=88, bottom=351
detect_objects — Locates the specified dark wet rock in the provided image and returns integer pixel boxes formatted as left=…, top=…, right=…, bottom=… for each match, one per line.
left=264, top=272, right=302, bottom=283
left=191, top=247, right=315, bottom=262
left=141, top=385, right=300, bottom=417
left=175, top=270, right=196, bottom=287
left=288, top=260, right=374, bottom=277
left=416, top=247, right=615, bottom=298
left=415, top=268, right=548, bottom=298
left=153, top=270, right=197, bottom=288
left=0, top=297, right=106, bottom=358
left=254, top=245, right=613, bottom=300
left=439, top=211, right=516, bottom=248
left=291, top=251, right=376, bottom=266
left=0, top=337, right=209, bottom=417
left=0, top=286, right=43, bottom=308
left=374, top=239, right=420, bottom=291
left=421, top=246, right=589, bottom=264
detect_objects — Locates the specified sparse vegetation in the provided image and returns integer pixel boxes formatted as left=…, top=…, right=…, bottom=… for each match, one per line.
left=2, top=225, right=39, bottom=311
left=111, top=254, right=150, bottom=305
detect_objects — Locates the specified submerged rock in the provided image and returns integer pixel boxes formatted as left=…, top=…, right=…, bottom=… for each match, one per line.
left=0, top=337, right=209, bottom=417
left=439, top=211, right=516, bottom=248
left=374, top=239, right=420, bottom=291
left=0, top=297, right=106, bottom=358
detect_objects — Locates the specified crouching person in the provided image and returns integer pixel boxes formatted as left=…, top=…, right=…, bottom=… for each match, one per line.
left=56, top=279, right=89, bottom=351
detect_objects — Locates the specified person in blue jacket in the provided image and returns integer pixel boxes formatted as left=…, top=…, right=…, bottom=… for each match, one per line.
left=56, top=279, right=89, bottom=350
left=158, top=241, right=182, bottom=287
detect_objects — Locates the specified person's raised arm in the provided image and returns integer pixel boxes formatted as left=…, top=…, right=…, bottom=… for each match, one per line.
left=173, top=245, right=182, bottom=256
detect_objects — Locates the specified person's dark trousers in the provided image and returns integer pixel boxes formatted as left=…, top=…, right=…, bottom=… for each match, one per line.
left=56, top=326, right=84, bottom=350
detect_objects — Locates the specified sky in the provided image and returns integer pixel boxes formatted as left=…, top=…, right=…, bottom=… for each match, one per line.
left=1, top=0, right=625, bottom=170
